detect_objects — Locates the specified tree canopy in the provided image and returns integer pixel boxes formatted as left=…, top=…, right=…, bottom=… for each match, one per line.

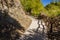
left=45, top=2, right=60, bottom=17
left=20, top=0, right=60, bottom=17
left=20, top=0, right=44, bottom=16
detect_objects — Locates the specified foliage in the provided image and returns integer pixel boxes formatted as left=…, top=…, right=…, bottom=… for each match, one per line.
left=20, top=0, right=44, bottom=16
left=45, top=2, right=60, bottom=18
left=20, top=0, right=60, bottom=17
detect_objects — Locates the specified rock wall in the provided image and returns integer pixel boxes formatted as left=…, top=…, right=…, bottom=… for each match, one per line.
left=0, top=0, right=32, bottom=40
left=0, top=0, right=31, bottom=29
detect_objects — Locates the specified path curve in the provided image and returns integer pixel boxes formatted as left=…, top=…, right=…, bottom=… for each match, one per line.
left=18, top=16, right=48, bottom=40
left=24, top=16, right=47, bottom=35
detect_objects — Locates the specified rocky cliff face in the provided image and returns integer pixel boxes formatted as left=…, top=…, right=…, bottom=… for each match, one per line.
left=0, top=0, right=31, bottom=29
left=0, top=0, right=31, bottom=40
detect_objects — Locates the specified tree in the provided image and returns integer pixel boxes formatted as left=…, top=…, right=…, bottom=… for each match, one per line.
left=45, top=2, right=60, bottom=18
left=20, top=0, right=44, bottom=16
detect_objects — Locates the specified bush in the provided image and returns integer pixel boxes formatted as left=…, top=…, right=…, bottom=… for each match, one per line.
left=20, top=0, right=44, bottom=16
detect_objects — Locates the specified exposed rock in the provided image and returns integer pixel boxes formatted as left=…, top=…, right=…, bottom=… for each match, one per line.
left=0, top=0, right=31, bottom=40
left=0, top=0, right=31, bottom=30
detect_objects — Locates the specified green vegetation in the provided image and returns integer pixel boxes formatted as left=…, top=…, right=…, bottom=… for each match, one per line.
left=20, top=0, right=44, bottom=16
left=20, top=0, right=60, bottom=18
left=45, top=2, right=60, bottom=17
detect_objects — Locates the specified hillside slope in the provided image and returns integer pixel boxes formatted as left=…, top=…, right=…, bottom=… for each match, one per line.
left=0, top=0, right=31, bottom=40
left=0, top=0, right=32, bottom=29
left=45, top=2, right=60, bottom=17
left=21, top=0, right=44, bottom=16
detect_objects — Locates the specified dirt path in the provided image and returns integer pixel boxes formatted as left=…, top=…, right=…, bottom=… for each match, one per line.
left=24, top=16, right=47, bottom=34
left=18, top=16, right=48, bottom=40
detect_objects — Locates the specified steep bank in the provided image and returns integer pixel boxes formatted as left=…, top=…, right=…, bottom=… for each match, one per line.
left=0, top=0, right=31, bottom=40
left=0, top=0, right=32, bottom=30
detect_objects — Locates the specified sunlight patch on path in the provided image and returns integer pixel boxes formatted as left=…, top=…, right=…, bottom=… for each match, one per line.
left=18, top=16, right=48, bottom=40
left=24, top=16, right=47, bottom=35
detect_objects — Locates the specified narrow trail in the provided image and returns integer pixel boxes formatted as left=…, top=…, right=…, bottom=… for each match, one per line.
left=24, top=16, right=47, bottom=34
left=18, top=16, right=48, bottom=40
